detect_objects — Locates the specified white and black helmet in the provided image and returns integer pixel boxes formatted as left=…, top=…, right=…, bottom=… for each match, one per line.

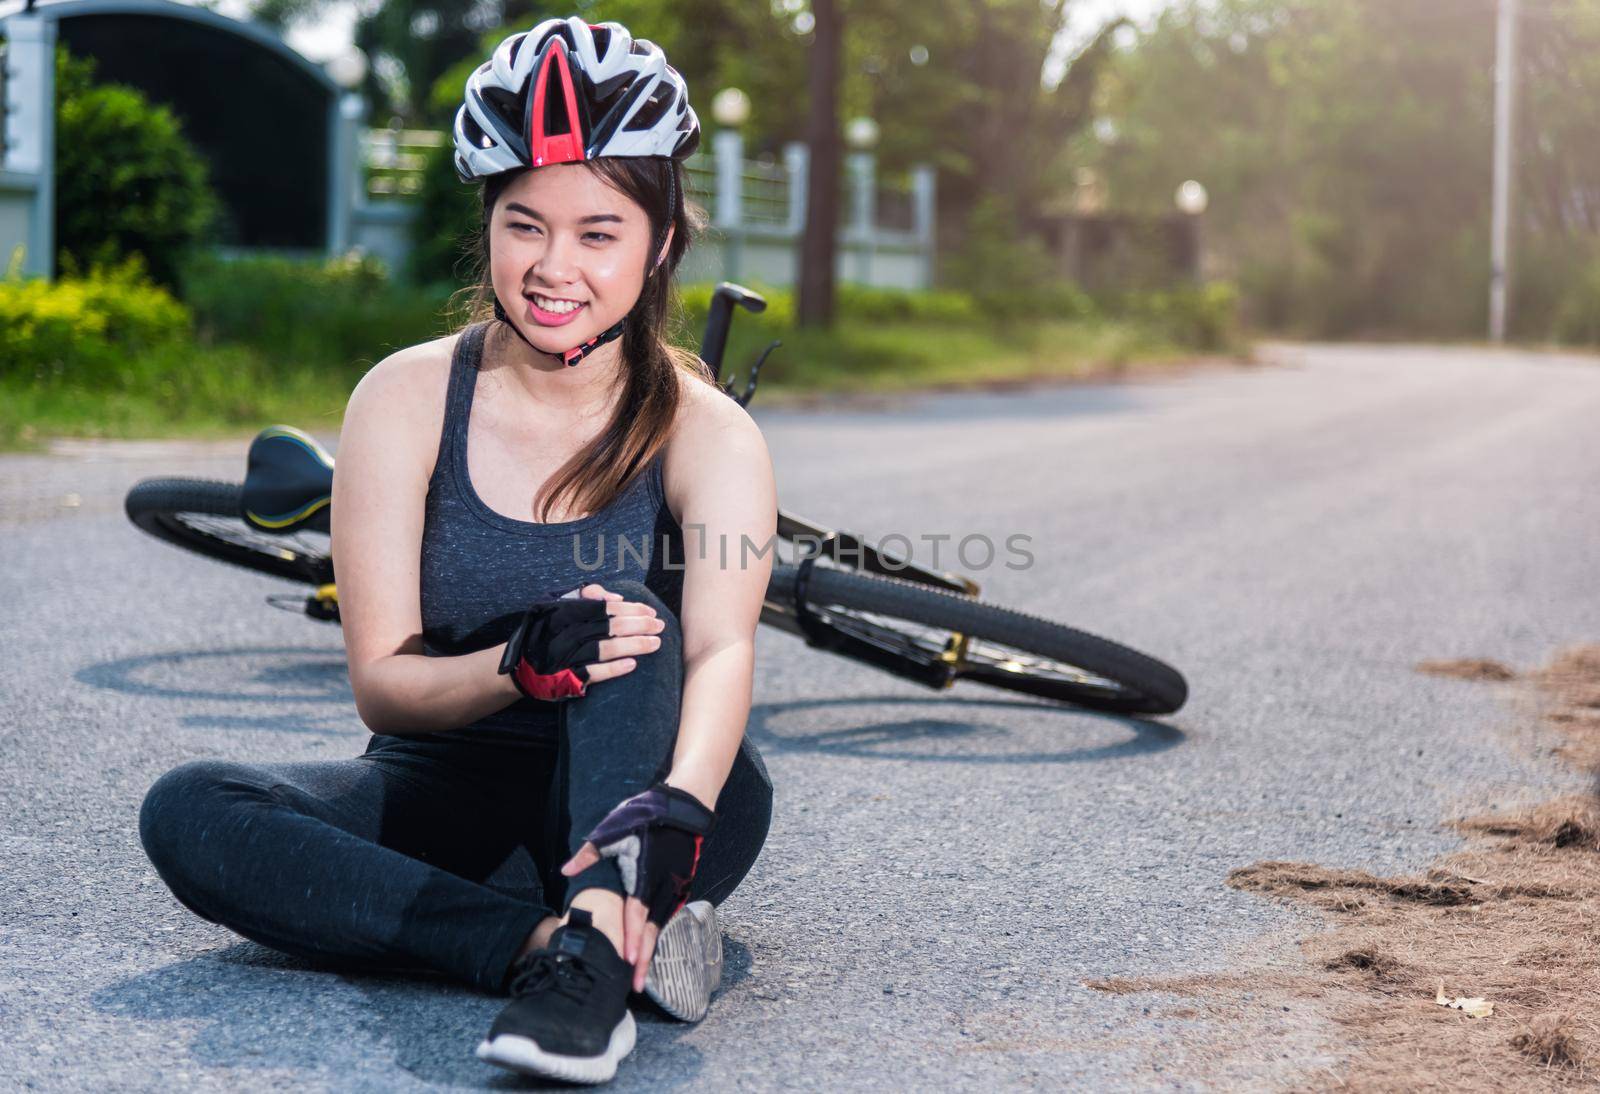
left=453, top=16, right=701, bottom=183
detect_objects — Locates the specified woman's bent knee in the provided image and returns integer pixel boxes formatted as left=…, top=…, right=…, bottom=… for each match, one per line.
left=694, top=740, right=774, bottom=906
left=138, top=759, right=268, bottom=897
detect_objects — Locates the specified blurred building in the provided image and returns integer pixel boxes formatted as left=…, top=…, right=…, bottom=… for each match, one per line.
left=0, top=0, right=367, bottom=277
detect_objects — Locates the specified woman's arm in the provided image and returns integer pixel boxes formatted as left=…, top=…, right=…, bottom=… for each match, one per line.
left=331, top=343, right=528, bottom=735
left=658, top=389, right=778, bottom=809
left=332, top=344, right=656, bottom=736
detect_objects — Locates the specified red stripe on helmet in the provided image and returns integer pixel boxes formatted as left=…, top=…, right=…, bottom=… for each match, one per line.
left=528, top=42, right=586, bottom=166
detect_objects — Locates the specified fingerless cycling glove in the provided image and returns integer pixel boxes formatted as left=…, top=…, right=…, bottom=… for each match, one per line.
left=583, top=783, right=715, bottom=927
left=496, top=590, right=614, bottom=701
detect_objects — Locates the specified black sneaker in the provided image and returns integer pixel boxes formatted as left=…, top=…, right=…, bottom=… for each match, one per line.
left=476, top=909, right=637, bottom=1084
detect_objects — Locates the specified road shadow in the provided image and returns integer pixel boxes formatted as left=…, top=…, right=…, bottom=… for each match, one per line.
left=92, top=930, right=743, bottom=1088
left=747, top=693, right=1185, bottom=764
left=77, top=646, right=350, bottom=703
left=75, top=646, right=355, bottom=734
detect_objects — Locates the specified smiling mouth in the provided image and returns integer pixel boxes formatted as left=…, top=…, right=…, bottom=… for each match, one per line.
left=526, top=293, right=586, bottom=315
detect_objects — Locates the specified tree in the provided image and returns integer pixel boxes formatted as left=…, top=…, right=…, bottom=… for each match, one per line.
left=250, top=0, right=559, bottom=124
left=1066, top=0, right=1600, bottom=337
left=355, top=0, right=553, bottom=124
left=798, top=0, right=842, bottom=328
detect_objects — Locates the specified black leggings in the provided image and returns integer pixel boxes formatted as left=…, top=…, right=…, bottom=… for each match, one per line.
left=137, top=579, right=772, bottom=995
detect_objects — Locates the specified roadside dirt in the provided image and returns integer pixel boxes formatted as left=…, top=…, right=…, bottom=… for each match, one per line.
left=1087, top=646, right=1600, bottom=1090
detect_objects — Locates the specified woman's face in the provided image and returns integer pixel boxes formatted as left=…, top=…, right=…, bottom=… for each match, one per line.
left=489, top=164, right=669, bottom=357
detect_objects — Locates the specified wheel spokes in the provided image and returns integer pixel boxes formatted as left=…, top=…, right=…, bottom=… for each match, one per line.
left=172, top=513, right=330, bottom=567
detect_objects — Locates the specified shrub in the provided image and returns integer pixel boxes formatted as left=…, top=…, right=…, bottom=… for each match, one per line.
left=53, top=50, right=217, bottom=288
left=1116, top=282, right=1241, bottom=352
left=941, top=194, right=1062, bottom=320
left=1002, top=281, right=1099, bottom=323
left=1552, top=258, right=1600, bottom=347
left=671, top=278, right=1240, bottom=360
left=407, top=50, right=502, bottom=287
left=836, top=284, right=981, bottom=324
left=674, top=281, right=1065, bottom=338
left=0, top=256, right=190, bottom=384
left=675, top=281, right=794, bottom=335
left=1511, top=238, right=1592, bottom=342
left=178, top=251, right=455, bottom=371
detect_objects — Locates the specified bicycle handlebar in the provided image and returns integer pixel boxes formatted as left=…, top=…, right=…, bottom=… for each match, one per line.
left=698, top=282, right=767, bottom=384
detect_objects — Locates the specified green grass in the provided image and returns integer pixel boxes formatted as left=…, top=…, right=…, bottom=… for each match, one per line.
left=728, top=318, right=1189, bottom=395
left=0, top=343, right=351, bottom=450
left=0, top=316, right=1218, bottom=453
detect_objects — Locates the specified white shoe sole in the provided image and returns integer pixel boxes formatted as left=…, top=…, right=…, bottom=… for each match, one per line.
left=475, top=1010, right=636, bottom=1084
left=643, top=900, right=722, bottom=1022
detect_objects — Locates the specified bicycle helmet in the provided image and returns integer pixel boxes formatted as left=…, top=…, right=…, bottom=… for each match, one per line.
left=453, top=17, right=701, bottom=367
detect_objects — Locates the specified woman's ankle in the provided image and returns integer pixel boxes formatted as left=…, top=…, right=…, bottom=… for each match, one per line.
left=566, top=888, right=626, bottom=956
left=516, top=915, right=562, bottom=963
left=513, top=891, right=627, bottom=963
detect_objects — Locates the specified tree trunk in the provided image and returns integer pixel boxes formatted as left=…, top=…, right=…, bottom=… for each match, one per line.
left=798, top=0, right=842, bottom=328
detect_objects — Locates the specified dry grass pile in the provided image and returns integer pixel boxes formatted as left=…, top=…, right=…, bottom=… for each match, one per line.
left=1414, top=658, right=1519, bottom=682
left=1086, top=644, right=1600, bottom=1091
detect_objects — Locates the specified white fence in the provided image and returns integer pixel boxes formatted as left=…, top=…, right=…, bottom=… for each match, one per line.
left=680, top=133, right=936, bottom=291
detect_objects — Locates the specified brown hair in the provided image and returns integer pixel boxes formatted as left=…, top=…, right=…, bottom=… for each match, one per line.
left=457, top=157, right=714, bottom=523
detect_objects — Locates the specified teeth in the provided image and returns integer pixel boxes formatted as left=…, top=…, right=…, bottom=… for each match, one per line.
left=533, top=295, right=583, bottom=314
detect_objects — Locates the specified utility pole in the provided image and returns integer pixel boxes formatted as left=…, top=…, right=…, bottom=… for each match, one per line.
left=797, top=0, right=842, bottom=329
left=1489, top=0, right=1518, bottom=343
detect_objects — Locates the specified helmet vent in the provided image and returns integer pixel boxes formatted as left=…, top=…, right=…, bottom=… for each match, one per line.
left=625, top=85, right=674, bottom=132
left=481, top=86, right=521, bottom=128
left=541, top=62, right=574, bottom=136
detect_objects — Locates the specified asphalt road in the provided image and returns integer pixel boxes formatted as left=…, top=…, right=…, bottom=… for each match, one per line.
left=3, top=343, right=1597, bottom=1090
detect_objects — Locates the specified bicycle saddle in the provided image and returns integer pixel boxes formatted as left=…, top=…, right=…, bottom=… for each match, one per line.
left=242, top=425, right=334, bottom=534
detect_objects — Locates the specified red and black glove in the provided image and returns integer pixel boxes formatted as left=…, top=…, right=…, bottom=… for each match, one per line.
left=496, top=588, right=614, bottom=701
left=582, top=783, right=715, bottom=927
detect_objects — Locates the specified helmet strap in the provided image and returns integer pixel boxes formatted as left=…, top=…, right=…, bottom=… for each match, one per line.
left=493, top=295, right=632, bottom=367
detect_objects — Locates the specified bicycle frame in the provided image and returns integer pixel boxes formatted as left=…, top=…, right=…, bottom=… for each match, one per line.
left=759, top=511, right=982, bottom=690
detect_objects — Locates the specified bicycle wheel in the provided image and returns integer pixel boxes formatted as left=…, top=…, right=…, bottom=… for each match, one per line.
left=767, top=563, right=1187, bottom=714
left=125, top=478, right=333, bottom=586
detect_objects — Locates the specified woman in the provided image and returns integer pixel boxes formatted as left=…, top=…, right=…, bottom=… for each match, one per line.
left=137, top=16, right=776, bottom=1085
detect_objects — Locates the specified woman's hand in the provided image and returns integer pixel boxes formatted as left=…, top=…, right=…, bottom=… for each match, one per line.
left=568, top=582, right=669, bottom=685
left=497, top=582, right=666, bottom=698
left=559, top=782, right=715, bottom=991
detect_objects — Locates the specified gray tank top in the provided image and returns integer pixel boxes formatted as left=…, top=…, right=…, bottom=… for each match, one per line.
left=419, top=320, right=685, bottom=743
